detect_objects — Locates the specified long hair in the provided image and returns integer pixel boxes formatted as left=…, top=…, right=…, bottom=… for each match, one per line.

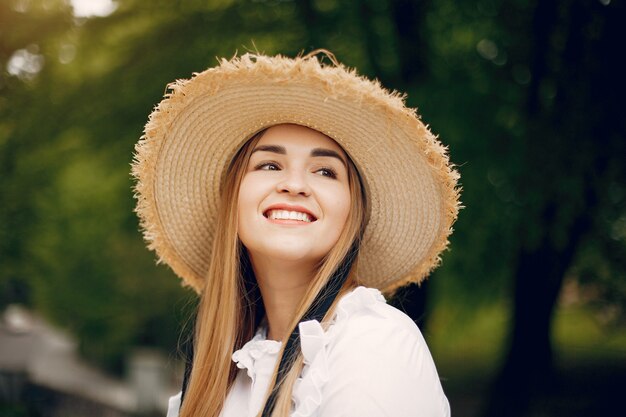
left=180, top=127, right=368, bottom=417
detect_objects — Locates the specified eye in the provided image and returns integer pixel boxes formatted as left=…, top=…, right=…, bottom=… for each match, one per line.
left=315, top=167, right=337, bottom=179
left=255, top=162, right=281, bottom=171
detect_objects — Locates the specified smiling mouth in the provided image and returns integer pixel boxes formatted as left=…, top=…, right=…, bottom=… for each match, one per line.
left=263, top=209, right=317, bottom=223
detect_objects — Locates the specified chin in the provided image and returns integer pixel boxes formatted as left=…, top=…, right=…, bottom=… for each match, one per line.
left=247, top=242, right=326, bottom=264
left=266, top=246, right=324, bottom=263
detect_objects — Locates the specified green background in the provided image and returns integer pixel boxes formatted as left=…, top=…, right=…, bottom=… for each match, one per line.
left=1, top=0, right=624, bottom=416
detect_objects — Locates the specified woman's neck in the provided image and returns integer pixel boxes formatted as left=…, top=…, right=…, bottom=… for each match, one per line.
left=249, top=253, right=316, bottom=341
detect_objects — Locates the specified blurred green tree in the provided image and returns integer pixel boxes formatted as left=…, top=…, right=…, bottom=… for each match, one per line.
left=1, top=0, right=74, bottom=307
left=1, top=2, right=624, bottom=415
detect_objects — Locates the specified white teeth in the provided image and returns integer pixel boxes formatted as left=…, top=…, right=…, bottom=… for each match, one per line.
left=267, top=210, right=313, bottom=222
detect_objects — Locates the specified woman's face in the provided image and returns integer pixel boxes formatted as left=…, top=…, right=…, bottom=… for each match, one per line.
left=238, top=124, right=351, bottom=266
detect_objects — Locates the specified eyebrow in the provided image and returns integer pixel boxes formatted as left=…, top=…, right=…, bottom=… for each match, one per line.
left=252, top=144, right=347, bottom=167
left=252, top=144, right=286, bottom=154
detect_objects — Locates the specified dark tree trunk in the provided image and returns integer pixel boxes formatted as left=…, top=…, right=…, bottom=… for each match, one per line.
left=356, top=0, right=386, bottom=80
left=389, top=0, right=429, bottom=84
left=295, top=0, right=322, bottom=49
left=484, top=0, right=623, bottom=415
left=484, top=202, right=594, bottom=417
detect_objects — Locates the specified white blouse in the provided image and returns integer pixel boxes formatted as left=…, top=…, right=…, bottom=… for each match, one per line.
left=166, top=286, right=450, bottom=417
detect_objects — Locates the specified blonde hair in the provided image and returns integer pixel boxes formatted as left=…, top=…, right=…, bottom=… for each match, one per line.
left=180, top=127, right=367, bottom=417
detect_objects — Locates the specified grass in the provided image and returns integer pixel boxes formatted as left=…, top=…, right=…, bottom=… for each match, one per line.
left=422, top=300, right=626, bottom=417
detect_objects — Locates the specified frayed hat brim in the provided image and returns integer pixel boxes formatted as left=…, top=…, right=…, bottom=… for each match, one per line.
left=131, top=52, right=461, bottom=294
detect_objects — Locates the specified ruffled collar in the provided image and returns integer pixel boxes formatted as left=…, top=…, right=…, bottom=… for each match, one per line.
left=231, top=287, right=385, bottom=380
left=231, top=325, right=282, bottom=382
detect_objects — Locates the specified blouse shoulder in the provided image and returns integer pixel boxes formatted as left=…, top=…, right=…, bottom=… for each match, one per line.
left=326, top=286, right=433, bottom=373
left=166, top=391, right=181, bottom=417
left=293, top=286, right=450, bottom=417
left=335, top=286, right=422, bottom=334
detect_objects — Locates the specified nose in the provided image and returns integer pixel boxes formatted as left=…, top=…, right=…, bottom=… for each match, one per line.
left=276, top=169, right=311, bottom=197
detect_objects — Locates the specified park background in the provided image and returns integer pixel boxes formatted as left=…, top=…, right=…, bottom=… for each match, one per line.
left=1, top=0, right=624, bottom=416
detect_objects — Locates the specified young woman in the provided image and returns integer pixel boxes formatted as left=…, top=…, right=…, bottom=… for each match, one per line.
left=132, top=51, right=460, bottom=417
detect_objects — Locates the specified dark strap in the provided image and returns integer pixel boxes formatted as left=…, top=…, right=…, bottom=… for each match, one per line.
left=180, top=314, right=195, bottom=406
left=260, top=243, right=358, bottom=416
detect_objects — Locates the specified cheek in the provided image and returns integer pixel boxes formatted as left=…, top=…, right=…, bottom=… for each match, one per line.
left=338, top=195, right=352, bottom=230
left=237, top=176, right=259, bottom=236
left=326, top=184, right=352, bottom=231
left=238, top=174, right=264, bottom=211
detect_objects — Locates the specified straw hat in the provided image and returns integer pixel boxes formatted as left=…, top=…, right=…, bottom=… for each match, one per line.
left=131, top=51, right=460, bottom=294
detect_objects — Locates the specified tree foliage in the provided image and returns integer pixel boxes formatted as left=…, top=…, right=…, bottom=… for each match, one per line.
left=1, top=2, right=624, bottom=411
